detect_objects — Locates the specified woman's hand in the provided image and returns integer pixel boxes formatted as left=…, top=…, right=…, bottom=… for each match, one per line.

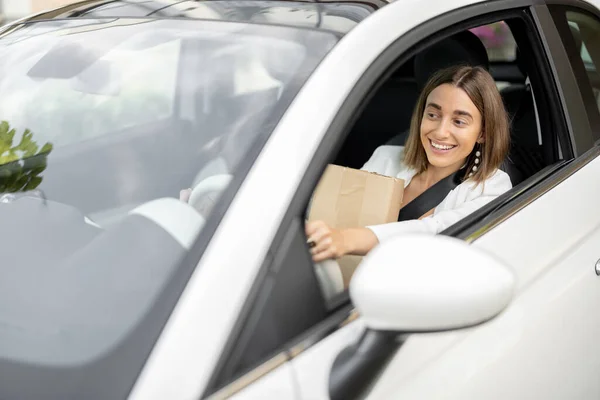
left=305, top=220, right=348, bottom=262
left=305, top=221, right=380, bottom=262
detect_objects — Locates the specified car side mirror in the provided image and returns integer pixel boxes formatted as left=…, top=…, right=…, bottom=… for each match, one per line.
left=351, top=234, right=515, bottom=332
left=329, top=234, right=516, bottom=400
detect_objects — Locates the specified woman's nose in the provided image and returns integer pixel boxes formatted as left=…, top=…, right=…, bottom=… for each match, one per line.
left=433, top=118, right=452, bottom=138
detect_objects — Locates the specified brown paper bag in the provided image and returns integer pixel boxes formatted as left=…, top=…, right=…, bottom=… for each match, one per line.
left=308, top=164, right=404, bottom=286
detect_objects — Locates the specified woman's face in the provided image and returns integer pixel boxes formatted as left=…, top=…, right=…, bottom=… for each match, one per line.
left=420, top=83, right=483, bottom=171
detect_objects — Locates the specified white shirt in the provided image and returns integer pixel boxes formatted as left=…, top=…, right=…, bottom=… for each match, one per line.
left=360, top=145, right=513, bottom=242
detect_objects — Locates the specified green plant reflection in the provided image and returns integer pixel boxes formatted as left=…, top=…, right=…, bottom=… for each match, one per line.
left=0, top=121, right=53, bottom=193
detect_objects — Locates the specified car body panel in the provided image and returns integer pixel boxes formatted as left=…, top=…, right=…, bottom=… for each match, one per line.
left=373, top=154, right=600, bottom=399
left=286, top=148, right=600, bottom=400
left=228, top=360, right=299, bottom=400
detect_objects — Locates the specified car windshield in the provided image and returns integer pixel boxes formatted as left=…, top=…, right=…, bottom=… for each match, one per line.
left=0, top=18, right=337, bottom=398
left=42, top=0, right=376, bottom=33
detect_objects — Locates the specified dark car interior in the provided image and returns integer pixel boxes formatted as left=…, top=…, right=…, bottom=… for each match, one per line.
left=333, top=19, right=562, bottom=188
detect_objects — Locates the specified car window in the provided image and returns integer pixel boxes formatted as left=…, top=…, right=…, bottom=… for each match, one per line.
left=564, top=11, right=600, bottom=113
left=0, top=18, right=338, bottom=400
left=547, top=5, right=600, bottom=144
left=470, top=21, right=519, bottom=91
left=314, top=16, right=558, bottom=304
left=0, top=18, right=336, bottom=212
left=470, top=21, right=517, bottom=62
left=204, top=218, right=333, bottom=395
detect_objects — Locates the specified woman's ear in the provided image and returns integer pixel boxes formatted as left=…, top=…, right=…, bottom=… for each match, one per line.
left=477, top=131, right=485, bottom=144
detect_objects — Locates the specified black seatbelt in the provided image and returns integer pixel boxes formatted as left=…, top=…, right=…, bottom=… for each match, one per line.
left=397, top=170, right=462, bottom=221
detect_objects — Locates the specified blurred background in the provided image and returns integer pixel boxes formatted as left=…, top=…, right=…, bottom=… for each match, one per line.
left=0, top=0, right=78, bottom=24
left=0, top=1, right=518, bottom=64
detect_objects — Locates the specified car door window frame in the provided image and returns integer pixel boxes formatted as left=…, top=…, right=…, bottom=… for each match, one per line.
left=203, top=1, right=588, bottom=397
left=547, top=1, right=600, bottom=143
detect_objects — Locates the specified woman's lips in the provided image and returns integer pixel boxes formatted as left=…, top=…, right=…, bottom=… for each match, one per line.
left=429, top=138, right=457, bottom=154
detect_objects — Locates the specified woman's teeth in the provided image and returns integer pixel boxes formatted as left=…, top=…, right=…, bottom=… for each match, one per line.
left=430, top=140, right=456, bottom=150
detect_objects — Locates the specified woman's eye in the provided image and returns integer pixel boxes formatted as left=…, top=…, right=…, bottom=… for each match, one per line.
left=427, top=112, right=438, bottom=119
left=454, top=119, right=467, bottom=126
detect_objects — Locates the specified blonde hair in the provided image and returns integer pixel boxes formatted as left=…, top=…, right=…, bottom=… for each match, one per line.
left=403, top=65, right=510, bottom=183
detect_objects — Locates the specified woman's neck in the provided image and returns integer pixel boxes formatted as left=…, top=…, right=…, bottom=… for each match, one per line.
left=419, top=161, right=463, bottom=188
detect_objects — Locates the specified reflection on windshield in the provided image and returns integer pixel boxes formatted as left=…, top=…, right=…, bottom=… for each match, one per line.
left=20, top=0, right=377, bottom=34
left=0, top=18, right=335, bottom=217
left=0, top=121, right=53, bottom=193
left=0, top=17, right=337, bottom=399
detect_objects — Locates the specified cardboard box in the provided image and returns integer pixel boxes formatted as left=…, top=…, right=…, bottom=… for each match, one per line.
left=308, top=164, right=404, bottom=286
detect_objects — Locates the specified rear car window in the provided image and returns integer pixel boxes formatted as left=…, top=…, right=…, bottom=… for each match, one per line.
left=470, top=21, right=517, bottom=62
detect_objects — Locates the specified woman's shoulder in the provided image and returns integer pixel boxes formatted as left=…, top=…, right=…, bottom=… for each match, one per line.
left=458, top=168, right=513, bottom=197
left=434, top=168, right=512, bottom=214
left=483, top=168, right=513, bottom=192
left=360, top=145, right=415, bottom=180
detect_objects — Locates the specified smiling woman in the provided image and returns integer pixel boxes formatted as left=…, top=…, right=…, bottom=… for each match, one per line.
left=306, top=65, right=512, bottom=263
left=405, top=65, right=510, bottom=184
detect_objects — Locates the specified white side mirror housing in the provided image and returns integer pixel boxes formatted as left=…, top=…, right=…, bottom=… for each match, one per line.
left=349, top=234, right=515, bottom=332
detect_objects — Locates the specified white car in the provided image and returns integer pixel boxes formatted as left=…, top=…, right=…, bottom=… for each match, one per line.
left=1, top=0, right=600, bottom=399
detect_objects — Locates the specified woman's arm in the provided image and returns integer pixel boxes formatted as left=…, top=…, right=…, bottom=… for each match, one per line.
left=340, top=227, right=380, bottom=256
left=368, top=169, right=513, bottom=242
left=305, top=221, right=379, bottom=262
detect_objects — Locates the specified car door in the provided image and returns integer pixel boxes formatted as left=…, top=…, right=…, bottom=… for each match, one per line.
left=211, top=0, right=599, bottom=399
left=289, top=2, right=600, bottom=400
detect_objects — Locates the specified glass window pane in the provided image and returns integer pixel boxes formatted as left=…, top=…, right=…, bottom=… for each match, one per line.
left=565, top=11, right=600, bottom=113
left=470, top=21, right=517, bottom=62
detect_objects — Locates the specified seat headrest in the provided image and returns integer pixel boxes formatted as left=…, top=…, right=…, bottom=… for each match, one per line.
left=414, top=30, right=489, bottom=89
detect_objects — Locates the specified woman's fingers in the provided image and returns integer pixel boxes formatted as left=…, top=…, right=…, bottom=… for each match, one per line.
left=306, top=221, right=330, bottom=244
left=306, top=220, right=349, bottom=262
left=312, top=248, right=335, bottom=263
left=311, top=235, right=333, bottom=255
left=306, top=220, right=335, bottom=262
left=305, top=220, right=320, bottom=235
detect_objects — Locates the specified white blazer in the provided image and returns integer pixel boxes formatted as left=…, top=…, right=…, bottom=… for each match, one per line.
left=361, top=145, right=513, bottom=242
